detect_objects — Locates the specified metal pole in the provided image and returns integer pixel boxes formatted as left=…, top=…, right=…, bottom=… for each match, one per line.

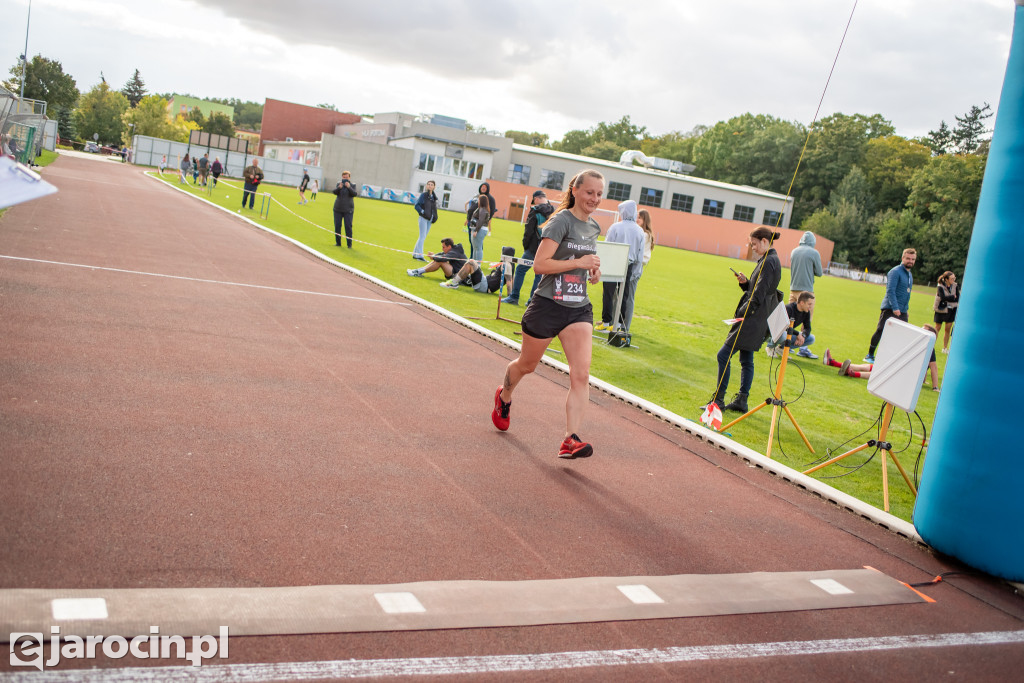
left=20, top=0, right=32, bottom=103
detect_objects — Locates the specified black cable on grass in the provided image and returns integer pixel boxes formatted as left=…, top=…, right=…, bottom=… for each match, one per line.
left=803, top=402, right=886, bottom=476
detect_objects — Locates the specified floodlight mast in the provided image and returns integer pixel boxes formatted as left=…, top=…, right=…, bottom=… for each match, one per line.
left=20, top=0, right=32, bottom=103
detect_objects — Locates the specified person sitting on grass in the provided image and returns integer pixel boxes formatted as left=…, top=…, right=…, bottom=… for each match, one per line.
left=766, top=292, right=816, bottom=359
left=406, top=238, right=468, bottom=281
left=822, top=324, right=940, bottom=391
left=440, top=247, right=515, bottom=294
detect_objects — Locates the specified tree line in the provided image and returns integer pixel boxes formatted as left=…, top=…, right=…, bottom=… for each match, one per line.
left=506, top=107, right=991, bottom=283
left=3, top=57, right=263, bottom=150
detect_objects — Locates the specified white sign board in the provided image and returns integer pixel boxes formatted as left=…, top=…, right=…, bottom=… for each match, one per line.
left=595, top=241, right=630, bottom=283
left=867, top=318, right=935, bottom=412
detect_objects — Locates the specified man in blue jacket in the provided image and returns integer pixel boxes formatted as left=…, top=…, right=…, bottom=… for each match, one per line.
left=865, top=248, right=916, bottom=362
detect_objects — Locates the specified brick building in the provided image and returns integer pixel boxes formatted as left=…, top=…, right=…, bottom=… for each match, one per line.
left=258, top=99, right=360, bottom=155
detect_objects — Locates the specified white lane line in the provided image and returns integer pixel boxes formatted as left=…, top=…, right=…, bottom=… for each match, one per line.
left=617, top=584, right=665, bottom=604
left=0, top=254, right=412, bottom=307
left=374, top=592, right=426, bottom=614
left=3, top=630, right=1021, bottom=681
left=810, top=579, right=854, bottom=595
left=51, top=599, right=108, bottom=621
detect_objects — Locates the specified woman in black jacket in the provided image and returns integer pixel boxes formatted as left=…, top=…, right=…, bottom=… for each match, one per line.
left=465, top=182, right=498, bottom=248
left=708, top=227, right=782, bottom=414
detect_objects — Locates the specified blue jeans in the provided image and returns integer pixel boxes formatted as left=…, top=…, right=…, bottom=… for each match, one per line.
left=470, top=227, right=488, bottom=261
left=413, top=216, right=431, bottom=258
left=770, top=332, right=815, bottom=350
left=508, top=249, right=540, bottom=301
left=715, top=344, right=754, bottom=404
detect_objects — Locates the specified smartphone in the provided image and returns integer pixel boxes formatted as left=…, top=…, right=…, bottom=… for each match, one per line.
left=729, top=267, right=738, bottom=275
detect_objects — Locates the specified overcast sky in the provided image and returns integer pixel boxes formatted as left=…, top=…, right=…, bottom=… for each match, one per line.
left=2, top=0, right=1016, bottom=141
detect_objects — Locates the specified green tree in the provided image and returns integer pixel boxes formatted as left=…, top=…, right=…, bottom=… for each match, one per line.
left=640, top=126, right=706, bottom=164
left=120, top=69, right=146, bottom=108
left=55, top=106, right=76, bottom=141
left=184, top=106, right=206, bottom=128
left=951, top=103, right=993, bottom=155
left=690, top=113, right=804, bottom=193
left=872, top=209, right=926, bottom=269
left=792, top=113, right=894, bottom=227
left=73, top=81, right=129, bottom=145
left=594, top=115, right=647, bottom=149
left=203, top=111, right=235, bottom=137
left=4, top=55, right=80, bottom=111
left=580, top=140, right=626, bottom=162
left=552, top=127, right=596, bottom=155
left=925, top=120, right=953, bottom=155
left=861, top=136, right=931, bottom=212
left=916, top=210, right=974, bottom=283
left=906, top=153, right=986, bottom=221
left=122, top=94, right=176, bottom=142
left=505, top=130, right=550, bottom=147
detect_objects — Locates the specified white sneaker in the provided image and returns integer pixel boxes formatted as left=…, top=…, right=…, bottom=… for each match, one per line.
left=440, top=279, right=459, bottom=288
left=765, top=346, right=779, bottom=358
left=407, top=269, right=423, bottom=277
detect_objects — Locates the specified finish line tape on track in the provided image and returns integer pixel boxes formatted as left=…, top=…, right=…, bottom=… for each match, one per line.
left=2, top=630, right=1022, bottom=681
left=1, top=569, right=925, bottom=642
left=0, top=255, right=412, bottom=307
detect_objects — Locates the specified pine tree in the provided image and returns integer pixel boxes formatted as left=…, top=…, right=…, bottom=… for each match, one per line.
left=121, top=69, right=147, bottom=108
left=951, top=103, right=993, bottom=155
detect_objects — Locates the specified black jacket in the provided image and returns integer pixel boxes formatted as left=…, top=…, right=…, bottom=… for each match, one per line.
left=331, top=179, right=358, bottom=212
left=727, top=248, right=782, bottom=351
left=784, top=301, right=811, bottom=338
left=433, top=243, right=468, bottom=273
left=523, top=203, right=554, bottom=253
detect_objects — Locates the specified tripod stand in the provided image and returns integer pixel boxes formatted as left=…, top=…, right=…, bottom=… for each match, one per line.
left=802, top=401, right=917, bottom=512
left=720, top=324, right=814, bottom=459
left=466, top=255, right=521, bottom=325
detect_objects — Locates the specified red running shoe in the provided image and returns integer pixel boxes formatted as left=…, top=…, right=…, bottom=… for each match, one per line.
left=491, top=387, right=511, bottom=431
left=558, top=433, right=593, bottom=459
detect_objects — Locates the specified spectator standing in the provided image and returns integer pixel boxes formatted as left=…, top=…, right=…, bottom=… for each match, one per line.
left=638, top=209, right=655, bottom=268
left=597, top=200, right=646, bottom=333
left=491, top=170, right=605, bottom=460
left=198, top=154, right=210, bottom=186
left=210, top=157, right=222, bottom=187
left=504, top=190, right=553, bottom=305
left=934, top=271, right=960, bottom=353
left=413, top=180, right=439, bottom=261
left=191, top=156, right=199, bottom=183
left=158, top=154, right=167, bottom=175
left=706, top=227, right=783, bottom=414
left=331, top=171, right=358, bottom=247
left=310, top=179, right=319, bottom=201
left=789, top=231, right=823, bottom=304
left=466, top=182, right=497, bottom=248
left=178, top=154, right=190, bottom=184
left=298, top=168, right=311, bottom=204
left=468, top=193, right=491, bottom=261
left=865, top=248, right=916, bottom=362
left=241, top=158, right=264, bottom=209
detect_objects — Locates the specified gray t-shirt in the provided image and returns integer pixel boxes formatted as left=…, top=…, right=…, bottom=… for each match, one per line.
left=533, top=210, right=600, bottom=308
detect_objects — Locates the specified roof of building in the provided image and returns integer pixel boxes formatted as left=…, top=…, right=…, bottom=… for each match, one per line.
left=391, top=134, right=501, bottom=153
left=511, top=143, right=793, bottom=203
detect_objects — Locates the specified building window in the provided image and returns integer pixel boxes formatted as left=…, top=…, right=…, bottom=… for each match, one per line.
left=418, top=153, right=442, bottom=172
left=733, top=204, right=755, bottom=222
left=670, top=193, right=694, bottom=212
left=607, top=181, right=631, bottom=201
left=507, top=163, right=531, bottom=185
left=639, top=187, right=663, bottom=208
left=702, top=198, right=725, bottom=218
left=538, top=169, right=564, bottom=190
left=763, top=210, right=784, bottom=226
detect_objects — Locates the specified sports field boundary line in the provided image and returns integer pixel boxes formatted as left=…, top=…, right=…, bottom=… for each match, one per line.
left=152, top=172, right=923, bottom=546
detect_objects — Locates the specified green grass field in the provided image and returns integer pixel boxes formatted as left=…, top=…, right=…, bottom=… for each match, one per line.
left=158, top=172, right=943, bottom=523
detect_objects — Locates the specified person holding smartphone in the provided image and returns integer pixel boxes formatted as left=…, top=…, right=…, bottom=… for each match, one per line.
left=704, top=227, right=782, bottom=414
left=331, top=170, right=358, bottom=247
left=492, top=170, right=604, bottom=459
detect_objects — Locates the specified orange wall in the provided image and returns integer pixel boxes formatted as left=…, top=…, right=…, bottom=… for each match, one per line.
left=485, top=180, right=833, bottom=266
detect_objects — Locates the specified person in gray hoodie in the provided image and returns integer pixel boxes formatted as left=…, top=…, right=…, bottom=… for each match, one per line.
left=597, top=200, right=646, bottom=334
left=789, top=231, right=823, bottom=303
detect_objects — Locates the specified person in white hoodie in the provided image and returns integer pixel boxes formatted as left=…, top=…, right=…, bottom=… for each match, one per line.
left=596, top=200, right=647, bottom=333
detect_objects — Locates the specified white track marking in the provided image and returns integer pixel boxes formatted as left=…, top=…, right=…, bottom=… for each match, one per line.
left=50, top=599, right=108, bottom=621
left=2, top=631, right=1021, bottom=681
left=0, top=255, right=411, bottom=307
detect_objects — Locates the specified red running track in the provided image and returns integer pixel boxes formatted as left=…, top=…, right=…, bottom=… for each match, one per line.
left=1, top=154, right=1022, bottom=681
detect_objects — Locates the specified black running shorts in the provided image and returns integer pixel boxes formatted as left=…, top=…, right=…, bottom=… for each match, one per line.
left=521, top=295, right=593, bottom=339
